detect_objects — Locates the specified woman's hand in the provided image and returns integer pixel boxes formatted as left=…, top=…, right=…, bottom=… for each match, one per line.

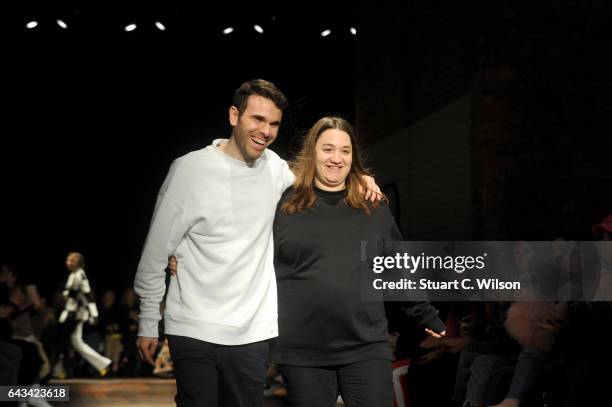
left=167, top=256, right=178, bottom=276
left=424, top=328, right=446, bottom=338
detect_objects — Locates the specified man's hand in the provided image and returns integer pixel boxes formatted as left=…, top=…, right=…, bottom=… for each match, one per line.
left=360, top=175, right=383, bottom=202
left=167, top=256, right=178, bottom=276
left=136, top=336, right=159, bottom=366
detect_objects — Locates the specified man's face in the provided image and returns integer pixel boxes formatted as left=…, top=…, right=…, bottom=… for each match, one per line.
left=229, top=95, right=282, bottom=162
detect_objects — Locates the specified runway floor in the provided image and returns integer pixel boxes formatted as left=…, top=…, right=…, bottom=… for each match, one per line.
left=49, top=378, right=289, bottom=406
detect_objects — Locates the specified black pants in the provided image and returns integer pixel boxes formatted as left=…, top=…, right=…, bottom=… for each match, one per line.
left=279, top=359, right=393, bottom=407
left=6, top=339, right=42, bottom=385
left=166, top=334, right=268, bottom=407
left=0, top=340, right=22, bottom=386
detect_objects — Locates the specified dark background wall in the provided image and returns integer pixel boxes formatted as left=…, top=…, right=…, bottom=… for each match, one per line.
left=356, top=0, right=612, bottom=241
left=1, top=1, right=359, bottom=295
left=470, top=0, right=612, bottom=240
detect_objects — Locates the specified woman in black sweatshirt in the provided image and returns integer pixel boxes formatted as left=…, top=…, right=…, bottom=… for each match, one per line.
left=270, top=116, right=445, bottom=407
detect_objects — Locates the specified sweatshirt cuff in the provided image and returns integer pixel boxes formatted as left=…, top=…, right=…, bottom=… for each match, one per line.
left=423, top=316, right=446, bottom=335
left=138, top=317, right=160, bottom=338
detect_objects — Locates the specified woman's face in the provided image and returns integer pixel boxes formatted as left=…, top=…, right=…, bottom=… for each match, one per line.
left=65, top=253, right=80, bottom=272
left=314, top=129, right=352, bottom=191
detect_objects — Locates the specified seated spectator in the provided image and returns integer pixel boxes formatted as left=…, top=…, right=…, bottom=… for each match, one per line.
left=9, top=284, right=52, bottom=383
left=99, top=289, right=123, bottom=376
left=408, top=303, right=475, bottom=407
left=0, top=268, right=53, bottom=406
left=0, top=304, right=22, bottom=387
left=452, top=301, right=521, bottom=406
left=486, top=301, right=568, bottom=407
left=118, top=287, right=141, bottom=376
left=30, top=295, right=58, bottom=378
left=593, top=214, right=612, bottom=300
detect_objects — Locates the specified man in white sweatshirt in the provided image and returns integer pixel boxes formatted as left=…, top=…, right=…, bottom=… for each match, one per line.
left=135, top=79, right=293, bottom=407
left=134, top=79, right=380, bottom=407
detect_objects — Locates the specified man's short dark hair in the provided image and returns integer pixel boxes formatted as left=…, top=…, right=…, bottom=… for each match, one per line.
left=232, top=79, right=289, bottom=116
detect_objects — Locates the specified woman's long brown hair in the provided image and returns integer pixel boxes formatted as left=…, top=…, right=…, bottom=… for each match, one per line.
left=281, top=116, right=386, bottom=215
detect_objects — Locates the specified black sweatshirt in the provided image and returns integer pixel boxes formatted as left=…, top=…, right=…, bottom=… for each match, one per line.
left=270, top=187, right=445, bottom=366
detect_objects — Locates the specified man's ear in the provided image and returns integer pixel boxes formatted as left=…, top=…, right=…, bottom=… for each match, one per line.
left=229, top=106, right=239, bottom=127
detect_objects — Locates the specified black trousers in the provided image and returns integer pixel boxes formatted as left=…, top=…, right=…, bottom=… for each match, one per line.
left=0, top=340, right=22, bottom=386
left=279, top=359, right=393, bottom=407
left=166, top=334, right=268, bottom=407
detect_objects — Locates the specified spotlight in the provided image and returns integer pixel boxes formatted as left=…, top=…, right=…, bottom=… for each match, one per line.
left=155, top=21, right=166, bottom=31
left=57, top=19, right=68, bottom=29
left=124, top=23, right=137, bottom=32
left=222, top=27, right=234, bottom=35
left=253, top=25, right=263, bottom=34
left=320, top=29, right=331, bottom=37
left=350, top=27, right=357, bottom=35
left=26, top=21, right=38, bottom=29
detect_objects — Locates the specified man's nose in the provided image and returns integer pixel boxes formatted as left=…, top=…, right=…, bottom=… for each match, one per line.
left=259, top=122, right=271, bottom=137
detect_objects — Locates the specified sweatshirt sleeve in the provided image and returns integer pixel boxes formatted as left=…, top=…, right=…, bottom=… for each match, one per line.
left=78, top=269, right=96, bottom=303
left=379, top=205, right=446, bottom=334
left=134, top=159, right=193, bottom=338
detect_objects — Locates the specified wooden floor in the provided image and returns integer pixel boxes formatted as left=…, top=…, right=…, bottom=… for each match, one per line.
left=49, top=378, right=288, bottom=406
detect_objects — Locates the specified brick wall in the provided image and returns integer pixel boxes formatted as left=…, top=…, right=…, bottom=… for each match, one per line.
left=471, top=0, right=612, bottom=239
left=356, top=0, right=612, bottom=240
